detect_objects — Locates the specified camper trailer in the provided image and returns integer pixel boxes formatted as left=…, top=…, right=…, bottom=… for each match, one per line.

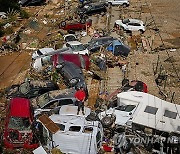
left=99, top=91, right=180, bottom=135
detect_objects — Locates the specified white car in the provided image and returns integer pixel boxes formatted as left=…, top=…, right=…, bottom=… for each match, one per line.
left=107, top=0, right=129, bottom=7
left=0, top=12, right=7, bottom=19
left=115, top=19, right=146, bottom=33
left=63, top=41, right=89, bottom=55
left=32, top=48, right=54, bottom=59
left=63, top=34, right=77, bottom=42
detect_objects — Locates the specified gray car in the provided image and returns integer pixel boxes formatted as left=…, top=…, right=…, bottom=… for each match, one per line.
left=31, top=88, right=76, bottom=117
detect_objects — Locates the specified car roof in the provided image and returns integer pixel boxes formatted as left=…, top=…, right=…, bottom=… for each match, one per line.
left=67, top=41, right=82, bottom=45
left=10, top=97, right=31, bottom=117
left=128, top=19, right=144, bottom=24
left=92, top=36, right=114, bottom=41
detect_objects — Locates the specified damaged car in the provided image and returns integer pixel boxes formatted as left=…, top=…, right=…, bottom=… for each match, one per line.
left=6, top=80, right=59, bottom=99
left=87, top=36, right=115, bottom=52
left=59, top=19, right=92, bottom=31
left=55, top=61, right=88, bottom=97
left=77, top=2, right=107, bottom=16
left=31, top=88, right=76, bottom=117
left=19, top=0, right=46, bottom=7
left=52, top=53, right=90, bottom=70
left=107, top=39, right=130, bottom=57
left=3, top=97, right=39, bottom=149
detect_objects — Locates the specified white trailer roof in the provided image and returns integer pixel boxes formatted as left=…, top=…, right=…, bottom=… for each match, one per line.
left=118, top=91, right=180, bottom=134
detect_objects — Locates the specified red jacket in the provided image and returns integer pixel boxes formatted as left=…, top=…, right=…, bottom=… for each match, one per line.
left=74, top=89, right=86, bottom=101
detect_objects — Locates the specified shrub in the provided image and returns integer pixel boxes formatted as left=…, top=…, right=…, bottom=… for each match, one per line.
left=20, top=9, right=30, bottom=19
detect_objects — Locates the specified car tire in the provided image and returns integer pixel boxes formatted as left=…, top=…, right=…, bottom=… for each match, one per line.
left=139, top=29, right=144, bottom=34
left=122, top=3, right=128, bottom=8
left=121, top=138, right=132, bottom=152
left=60, top=21, right=66, bottom=27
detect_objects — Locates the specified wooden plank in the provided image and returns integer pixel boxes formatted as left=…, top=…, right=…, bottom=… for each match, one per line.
left=39, top=114, right=60, bottom=134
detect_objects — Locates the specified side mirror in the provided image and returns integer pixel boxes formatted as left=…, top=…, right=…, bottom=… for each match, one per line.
left=129, top=112, right=132, bottom=115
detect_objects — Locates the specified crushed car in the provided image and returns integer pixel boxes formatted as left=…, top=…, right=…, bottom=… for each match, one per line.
left=31, top=88, right=76, bottom=117
left=6, top=80, right=59, bottom=99
left=59, top=19, right=92, bottom=31
left=55, top=61, right=88, bottom=97
left=87, top=36, right=115, bottom=52
left=107, top=0, right=129, bottom=7
left=63, top=41, right=89, bottom=55
left=77, top=2, right=107, bottom=16
left=19, top=0, right=46, bottom=7
left=32, top=48, right=54, bottom=60
left=52, top=53, right=90, bottom=70
left=34, top=105, right=104, bottom=154
left=3, top=97, right=39, bottom=149
left=107, top=39, right=130, bottom=57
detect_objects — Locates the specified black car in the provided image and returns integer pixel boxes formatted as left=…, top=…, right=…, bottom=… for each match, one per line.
left=87, top=36, right=115, bottom=52
left=19, top=0, right=46, bottom=6
left=6, top=80, right=59, bottom=99
left=56, top=61, right=88, bottom=98
left=77, top=2, right=107, bottom=16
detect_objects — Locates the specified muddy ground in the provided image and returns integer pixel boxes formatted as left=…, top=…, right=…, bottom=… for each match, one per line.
left=0, top=0, right=179, bottom=153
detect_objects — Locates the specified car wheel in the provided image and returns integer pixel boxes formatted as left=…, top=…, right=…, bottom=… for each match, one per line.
left=122, top=138, right=132, bottom=152
left=122, top=3, right=128, bottom=8
left=139, top=29, right=144, bottom=34
left=108, top=2, right=112, bottom=7
left=60, top=21, right=66, bottom=27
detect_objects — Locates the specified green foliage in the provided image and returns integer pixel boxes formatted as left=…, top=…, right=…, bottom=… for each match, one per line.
left=0, top=0, right=20, bottom=12
left=20, top=9, right=30, bottom=19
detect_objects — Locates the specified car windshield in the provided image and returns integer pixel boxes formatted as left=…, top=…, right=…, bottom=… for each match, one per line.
left=37, top=50, right=43, bottom=56
left=71, top=44, right=85, bottom=51
left=19, top=82, right=30, bottom=94
left=8, top=117, right=31, bottom=131
left=122, top=19, right=130, bottom=24
left=115, top=105, right=136, bottom=112
left=65, top=36, right=76, bottom=42
left=37, top=93, right=52, bottom=108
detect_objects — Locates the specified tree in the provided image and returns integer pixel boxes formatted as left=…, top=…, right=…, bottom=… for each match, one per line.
left=0, top=0, right=20, bottom=12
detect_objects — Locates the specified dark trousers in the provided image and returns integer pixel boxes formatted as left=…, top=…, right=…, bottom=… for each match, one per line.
left=77, top=101, right=84, bottom=112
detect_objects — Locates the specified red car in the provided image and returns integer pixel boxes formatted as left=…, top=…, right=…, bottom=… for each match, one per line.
left=59, top=19, right=92, bottom=31
left=52, top=53, right=90, bottom=70
left=3, top=98, right=39, bottom=149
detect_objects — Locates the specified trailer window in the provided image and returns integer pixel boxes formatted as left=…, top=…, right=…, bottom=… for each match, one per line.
left=96, top=131, right=101, bottom=148
left=164, top=110, right=177, bottom=119
left=177, top=126, right=180, bottom=132
left=55, top=123, right=65, bottom=131
left=83, top=127, right=93, bottom=133
left=69, top=126, right=81, bottom=132
left=115, top=105, right=136, bottom=112
left=144, top=106, right=158, bottom=115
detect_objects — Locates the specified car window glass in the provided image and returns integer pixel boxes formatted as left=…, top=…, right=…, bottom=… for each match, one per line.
left=115, top=105, right=136, bottom=112
left=8, top=117, right=31, bottom=131
left=20, top=82, right=30, bottom=94
left=37, top=50, right=43, bottom=56
left=122, top=19, right=130, bottom=24
left=83, top=127, right=93, bottom=133
left=44, top=100, right=59, bottom=109
left=55, top=123, right=65, bottom=131
left=69, top=126, right=81, bottom=132
left=59, top=99, right=73, bottom=106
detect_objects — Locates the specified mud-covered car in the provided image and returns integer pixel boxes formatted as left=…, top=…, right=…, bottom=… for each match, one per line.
left=19, top=0, right=46, bottom=6
left=55, top=61, right=88, bottom=98
left=6, top=80, right=59, bottom=99
left=87, top=36, right=115, bottom=52
left=77, top=2, right=107, bottom=16
left=3, top=97, right=39, bottom=149
left=59, top=19, right=92, bottom=31
left=31, top=88, right=76, bottom=116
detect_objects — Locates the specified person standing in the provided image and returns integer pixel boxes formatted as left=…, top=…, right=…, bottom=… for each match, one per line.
left=74, top=86, right=86, bottom=115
